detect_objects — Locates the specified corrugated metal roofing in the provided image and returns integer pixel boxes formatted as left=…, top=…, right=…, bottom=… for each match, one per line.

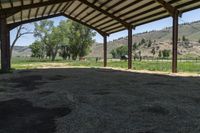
left=0, top=0, right=200, bottom=35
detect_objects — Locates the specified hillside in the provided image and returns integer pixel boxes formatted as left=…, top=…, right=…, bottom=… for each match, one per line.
left=90, top=21, right=200, bottom=58
left=12, top=46, right=32, bottom=58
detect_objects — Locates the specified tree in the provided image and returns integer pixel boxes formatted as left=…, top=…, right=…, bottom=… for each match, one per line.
left=116, top=45, right=128, bottom=57
left=182, top=35, right=190, bottom=46
left=162, top=50, right=170, bottom=58
left=110, top=45, right=128, bottom=58
left=158, top=50, right=162, bottom=58
left=31, top=19, right=95, bottom=61
left=141, top=38, right=146, bottom=45
left=111, top=49, right=117, bottom=58
left=133, top=42, right=138, bottom=50
left=151, top=47, right=156, bottom=57
left=10, top=25, right=33, bottom=58
left=48, top=27, right=63, bottom=61
left=33, top=20, right=57, bottom=61
left=182, top=35, right=186, bottom=42
left=63, top=20, right=95, bottom=60
left=57, top=20, right=70, bottom=60
left=148, top=40, right=152, bottom=47
left=29, top=41, right=44, bottom=58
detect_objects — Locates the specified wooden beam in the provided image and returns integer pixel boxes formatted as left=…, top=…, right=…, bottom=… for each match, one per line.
left=0, top=0, right=74, bottom=17
left=0, top=14, right=11, bottom=72
left=103, top=35, right=107, bottom=67
left=154, top=0, right=179, bottom=17
left=85, top=0, right=111, bottom=23
left=79, top=0, right=108, bottom=21
left=80, top=0, right=130, bottom=28
left=63, top=13, right=108, bottom=36
left=172, top=11, right=178, bottom=73
left=69, top=2, right=82, bottom=16
left=8, top=13, right=63, bottom=30
left=128, top=26, right=133, bottom=69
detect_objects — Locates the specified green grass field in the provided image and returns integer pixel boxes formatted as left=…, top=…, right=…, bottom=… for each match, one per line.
left=9, top=57, right=200, bottom=74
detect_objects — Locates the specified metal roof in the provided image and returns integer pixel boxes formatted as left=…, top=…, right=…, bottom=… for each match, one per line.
left=0, top=0, right=200, bottom=35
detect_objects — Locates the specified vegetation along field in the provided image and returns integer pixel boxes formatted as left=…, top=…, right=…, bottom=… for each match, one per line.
left=11, top=57, right=200, bottom=74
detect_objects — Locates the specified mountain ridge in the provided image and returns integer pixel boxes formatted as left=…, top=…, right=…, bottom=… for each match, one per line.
left=90, top=20, right=200, bottom=58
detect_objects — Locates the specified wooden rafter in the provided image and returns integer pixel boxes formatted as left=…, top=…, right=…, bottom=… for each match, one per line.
left=93, top=0, right=143, bottom=29
left=74, top=6, right=89, bottom=18
left=8, top=13, right=63, bottom=30
left=42, top=6, right=48, bottom=17
left=60, top=2, right=70, bottom=12
left=154, top=0, right=179, bottom=17
left=63, top=13, right=108, bottom=36
left=79, top=0, right=100, bottom=21
left=48, top=4, right=56, bottom=16
left=85, top=0, right=111, bottom=23
left=69, top=2, right=82, bottom=16
left=1, top=0, right=200, bottom=35
left=80, top=0, right=130, bottom=28
left=63, top=1, right=74, bottom=13
left=0, top=0, right=75, bottom=17
left=8, top=12, right=108, bottom=36
left=54, top=3, right=63, bottom=14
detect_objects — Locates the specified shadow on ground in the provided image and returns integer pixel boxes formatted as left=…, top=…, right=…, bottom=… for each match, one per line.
left=0, top=68, right=200, bottom=133
left=0, top=99, right=71, bottom=133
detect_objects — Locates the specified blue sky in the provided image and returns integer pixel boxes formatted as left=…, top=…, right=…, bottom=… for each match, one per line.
left=11, top=8, right=200, bottom=46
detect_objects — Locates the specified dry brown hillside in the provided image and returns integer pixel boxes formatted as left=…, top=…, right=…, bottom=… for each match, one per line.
left=89, top=21, right=200, bottom=58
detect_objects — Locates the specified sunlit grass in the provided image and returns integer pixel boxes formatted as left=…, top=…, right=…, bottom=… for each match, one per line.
left=9, top=57, right=200, bottom=74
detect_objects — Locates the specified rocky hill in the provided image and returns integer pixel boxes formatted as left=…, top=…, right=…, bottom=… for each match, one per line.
left=90, top=21, right=200, bottom=58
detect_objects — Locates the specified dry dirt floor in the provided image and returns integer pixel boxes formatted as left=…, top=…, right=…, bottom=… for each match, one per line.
left=0, top=68, right=200, bottom=133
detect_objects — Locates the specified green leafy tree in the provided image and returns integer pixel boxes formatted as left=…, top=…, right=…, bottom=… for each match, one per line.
left=29, top=41, right=44, bottom=58
left=62, top=20, right=95, bottom=60
left=151, top=47, right=156, bottom=57
left=133, top=42, right=138, bottom=50
left=162, top=50, right=170, bottom=58
left=148, top=40, right=152, bottom=47
left=158, top=50, right=162, bottom=58
left=182, top=35, right=190, bottom=45
left=116, top=45, right=128, bottom=57
left=48, top=27, right=63, bottom=61
left=57, top=20, right=70, bottom=60
left=141, top=38, right=146, bottom=45
left=110, top=45, right=128, bottom=58
left=111, top=49, right=117, bottom=58
left=33, top=20, right=55, bottom=60
left=182, top=35, right=186, bottom=42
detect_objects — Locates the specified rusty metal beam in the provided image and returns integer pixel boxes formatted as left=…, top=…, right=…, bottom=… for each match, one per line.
left=0, top=14, right=11, bottom=72
left=172, top=11, right=178, bottom=73
left=80, top=0, right=130, bottom=28
left=0, top=0, right=74, bottom=17
left=154, top=0, right=179, bottom=17
left=128, top=26, right=133, bottom=69
left=103, top=35, right=107, bottom=67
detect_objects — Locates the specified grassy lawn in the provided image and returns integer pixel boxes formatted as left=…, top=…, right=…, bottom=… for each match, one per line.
left=9, top=57, right=200, bottom=74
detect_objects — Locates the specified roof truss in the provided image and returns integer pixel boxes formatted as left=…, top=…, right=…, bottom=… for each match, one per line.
left=0, top=0, right=199, bottom=36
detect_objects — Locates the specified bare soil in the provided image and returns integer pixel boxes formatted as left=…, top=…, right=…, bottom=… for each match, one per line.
left=0, top=68, right=200, bottom=133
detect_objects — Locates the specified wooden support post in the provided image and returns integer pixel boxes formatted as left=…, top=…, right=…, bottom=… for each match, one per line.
left=103, top=35, right=107, bottom=67
left=128, top=26, right=133, bottom=69
left=0, top=15, right=11, bottom=72
left=172, top=12, right=178, bottom=73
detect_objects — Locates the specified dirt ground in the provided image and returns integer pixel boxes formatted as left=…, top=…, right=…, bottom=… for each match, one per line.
left=0, top=68, right=200, bottom=133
